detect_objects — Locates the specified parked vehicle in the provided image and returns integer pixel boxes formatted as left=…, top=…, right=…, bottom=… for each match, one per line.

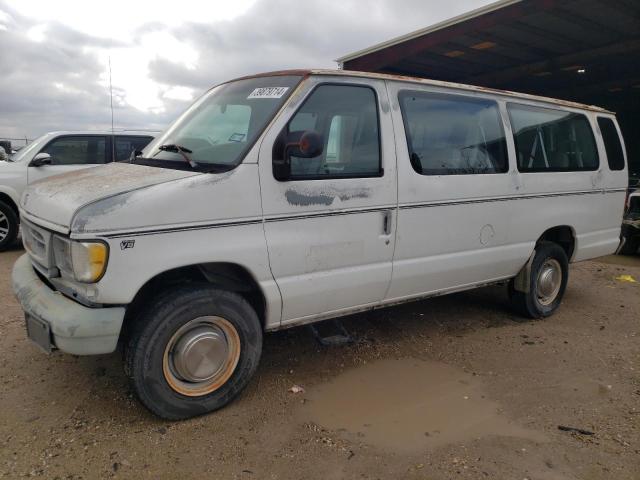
left=0, top=130, right=155, bottom=250
left=12, top=70, right=627, bottom=419
left=620, top=190, right=639, bottom=255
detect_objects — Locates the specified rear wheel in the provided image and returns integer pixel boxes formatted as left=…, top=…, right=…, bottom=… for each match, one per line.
left=125, top=285, right=262, bottom=420
left=0, top=201, right=18, bottom=252
left=510, top=241, right=568, bottom=319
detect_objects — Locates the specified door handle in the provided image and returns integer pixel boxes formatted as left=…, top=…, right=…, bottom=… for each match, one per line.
left=382, top=210, right=392, bottom=235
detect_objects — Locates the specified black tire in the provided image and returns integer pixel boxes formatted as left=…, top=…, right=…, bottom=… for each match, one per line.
left=124, top=285, right=262, bottom=420
left=510, top=241, right=569, bottom=319
left=0, top=201, right=18, bottom=252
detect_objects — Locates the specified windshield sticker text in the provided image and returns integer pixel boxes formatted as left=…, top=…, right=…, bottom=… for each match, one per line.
left=247, top=87, right=289, bottom=99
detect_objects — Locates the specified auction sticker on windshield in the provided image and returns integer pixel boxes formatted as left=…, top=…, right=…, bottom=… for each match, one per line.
left=247, top=87, right=289, bottom=99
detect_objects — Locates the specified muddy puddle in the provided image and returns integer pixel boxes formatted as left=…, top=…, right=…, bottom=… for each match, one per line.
left=298, top=358, right=544, bottom=454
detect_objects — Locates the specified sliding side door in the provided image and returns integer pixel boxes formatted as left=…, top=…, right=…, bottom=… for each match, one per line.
left=386, top=84, right=524, bottom=301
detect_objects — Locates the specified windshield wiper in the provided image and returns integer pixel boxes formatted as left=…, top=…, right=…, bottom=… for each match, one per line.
left=156, top=144, right=198, bottom=168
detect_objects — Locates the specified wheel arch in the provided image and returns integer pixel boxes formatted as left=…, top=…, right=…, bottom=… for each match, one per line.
left=0, top=191, right=20, bottom=221
left=513, top=225, right=576, bottom=293
left=122, top=261, right=268, bottom=336
left=537, top=225, right=576, bottom=261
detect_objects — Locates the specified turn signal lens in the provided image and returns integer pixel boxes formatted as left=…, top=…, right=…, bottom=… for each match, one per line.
left=71, top=242, right=108, bottom=283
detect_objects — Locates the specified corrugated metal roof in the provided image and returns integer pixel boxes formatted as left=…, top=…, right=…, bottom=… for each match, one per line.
left=336, top=0, right=521, bottom=65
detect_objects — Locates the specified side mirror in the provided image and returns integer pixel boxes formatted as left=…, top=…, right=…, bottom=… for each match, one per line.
left=273, top=130, right=324, bottom=181
left=29, top=152, right=52, bottom=167
left=286, top=131, right=324, bottom=159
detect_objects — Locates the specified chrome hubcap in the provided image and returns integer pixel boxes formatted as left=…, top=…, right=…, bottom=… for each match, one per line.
left=172, top=325, right=229, bottom=382
left=163, top=316, right=240, bottom=397
left=536, top=258, right=562, bottom=306
left=0, top=211, right=8, bottom=241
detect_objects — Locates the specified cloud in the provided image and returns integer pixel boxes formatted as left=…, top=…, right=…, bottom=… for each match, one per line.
left=0, top=0, right=493, bottom=142
left=152, top=0, right=494, bottom=89
left=0, top=2, right=179, bottom=140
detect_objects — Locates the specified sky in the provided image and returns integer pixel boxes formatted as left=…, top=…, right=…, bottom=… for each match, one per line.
left=0, top=0, right=495, bottom=142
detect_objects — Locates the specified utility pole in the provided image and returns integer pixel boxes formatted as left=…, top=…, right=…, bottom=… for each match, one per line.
left=109, top=56, right=114, bottom=133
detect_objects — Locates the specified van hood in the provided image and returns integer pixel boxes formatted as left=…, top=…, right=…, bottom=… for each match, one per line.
left=21, top=163, right=200, bottom=232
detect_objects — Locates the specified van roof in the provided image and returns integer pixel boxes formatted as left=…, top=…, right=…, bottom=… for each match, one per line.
left=234, top=69, right=614, bottom=115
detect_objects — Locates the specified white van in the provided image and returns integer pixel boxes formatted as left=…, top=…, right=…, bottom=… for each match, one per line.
left=0, top=130, right=155, bottom=250
left=12, top=70, right=627, bottom=419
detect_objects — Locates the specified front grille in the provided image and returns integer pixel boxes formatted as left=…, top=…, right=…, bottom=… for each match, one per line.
left=21, top=220, right=53, bottom=270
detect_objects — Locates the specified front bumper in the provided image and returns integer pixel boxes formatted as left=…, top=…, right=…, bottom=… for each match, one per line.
left=12, top=254, right=125, bottom=355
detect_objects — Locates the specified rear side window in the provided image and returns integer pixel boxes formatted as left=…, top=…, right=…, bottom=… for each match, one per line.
left=398, top=91, right=508, bottom=175
left=597, top=117, right=625, bottom=171
left=41, top=136, right=107, bottom=165
left=114, top=136, right=153, bottom=161
left=508, top=104, right=599, bottom=172
left=282, top=84, right=381, bottom=179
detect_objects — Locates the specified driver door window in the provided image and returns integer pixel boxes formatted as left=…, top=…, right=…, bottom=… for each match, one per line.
left=41, top=136, right=107, bottom=165
left=286, top=85, right=381, bottom=179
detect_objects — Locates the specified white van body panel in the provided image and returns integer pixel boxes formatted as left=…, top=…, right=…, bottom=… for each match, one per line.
left=21, top=163, right=198, bottom=232
left=68, top=161, right=284, bottom=328
left=12, top=70, right=627, bottom=354
left=383, top=81, right=626, bottom=301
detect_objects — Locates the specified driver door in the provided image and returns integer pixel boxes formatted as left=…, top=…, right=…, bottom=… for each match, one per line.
left=259, top=77, right=397, bottom=327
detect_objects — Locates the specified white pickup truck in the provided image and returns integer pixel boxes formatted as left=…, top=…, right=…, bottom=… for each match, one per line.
left=0, top=131, right=155, bottom=250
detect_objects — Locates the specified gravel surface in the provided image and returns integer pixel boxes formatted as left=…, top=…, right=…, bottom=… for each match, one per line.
left=1, top=246, right=638, bottom=479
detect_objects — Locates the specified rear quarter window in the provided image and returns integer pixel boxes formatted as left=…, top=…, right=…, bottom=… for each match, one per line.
left=508, top=103, right=599, bottom=172
left=597, top=117, right=625, bottom=171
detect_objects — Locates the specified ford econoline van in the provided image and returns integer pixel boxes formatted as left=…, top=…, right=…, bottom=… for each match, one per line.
left=12, top=70, right=627, bottom=419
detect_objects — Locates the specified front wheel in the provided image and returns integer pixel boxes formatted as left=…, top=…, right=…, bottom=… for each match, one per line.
left=510, top=241, right=569, bottom=319
left=125, top=286, right=262, bottom=420
left=0, top=201, right=18, bottom=251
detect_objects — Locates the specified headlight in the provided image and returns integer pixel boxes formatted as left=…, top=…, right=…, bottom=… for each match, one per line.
left=52, top=237, right=108, bottom=283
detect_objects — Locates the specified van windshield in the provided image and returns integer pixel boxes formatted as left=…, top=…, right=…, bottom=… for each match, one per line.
left=140, top=75, right=302, bottom=171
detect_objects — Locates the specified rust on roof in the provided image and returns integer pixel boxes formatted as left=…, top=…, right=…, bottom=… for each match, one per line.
left=309, top=69, right=612, bottom=113
left=224, top=70, right=313, bottom=83
left=213, top=68, right=612, bottom=113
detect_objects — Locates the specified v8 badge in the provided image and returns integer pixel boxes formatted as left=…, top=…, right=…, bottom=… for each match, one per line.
left=120, top=239, right=135, bottom=250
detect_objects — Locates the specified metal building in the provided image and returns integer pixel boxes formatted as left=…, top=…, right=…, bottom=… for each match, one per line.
left=338, top=0, right=639, bottom=179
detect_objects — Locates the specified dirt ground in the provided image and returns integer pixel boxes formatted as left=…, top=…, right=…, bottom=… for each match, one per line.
left=1, top=246, right=638, bottom=480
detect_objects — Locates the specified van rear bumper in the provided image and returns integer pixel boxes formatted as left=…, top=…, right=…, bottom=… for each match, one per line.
left=12, top=254, right=125, bottom=355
